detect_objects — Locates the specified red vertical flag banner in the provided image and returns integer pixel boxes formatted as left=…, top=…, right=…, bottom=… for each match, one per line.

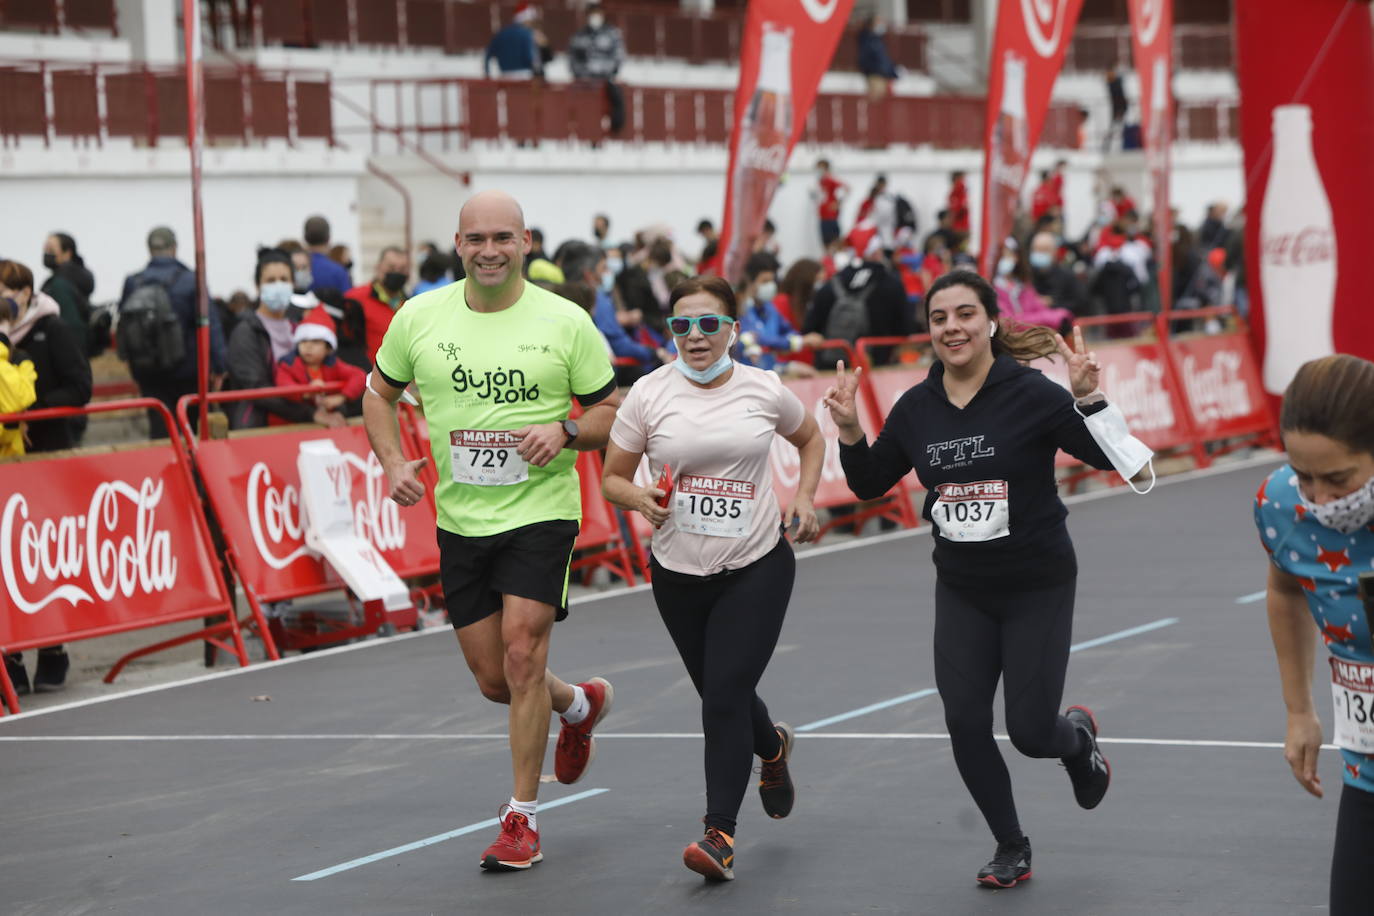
left=1236, top=0, right=1374, bottom=394
left=980, top=0, right=1085, bottom=275
left=718, top=0, right=856, bottom=284
left=1127, top=0, right=1172, bottom=312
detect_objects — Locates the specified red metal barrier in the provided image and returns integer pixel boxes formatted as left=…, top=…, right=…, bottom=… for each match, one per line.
left=176, top=389, right=432, bottom=653
left=0, top=399, right=252, bottom=716
left=0, top=60, right=333, bottom=148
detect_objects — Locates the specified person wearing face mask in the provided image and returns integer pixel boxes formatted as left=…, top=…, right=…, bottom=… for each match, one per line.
left=40, top=232, right=93, bottom=343
left=602, top=275, right=824, bottom=881
left=735, top=253, right=808, bottom=376
left=560, top=241, right=664, bottom=383
left=1, top=258, right=92, bottom=697
left=1255, top=355, right=1374, bottom=916
left=1027, top=231, right=1091, bottom=318
left=992, top=238, right=1073, bottom=334
left=120, top=226, right=228, bottom=438
left=344, top=246, right=410, bottom=369
left=827, top=269, right=1147, bottom=890
left=568, top=3, right=626, bottom=135
left=226, top=248, right=341, bottom=430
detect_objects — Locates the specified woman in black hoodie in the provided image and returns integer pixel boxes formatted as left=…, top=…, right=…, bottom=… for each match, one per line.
left=826, top=269, right=1129, bottom=889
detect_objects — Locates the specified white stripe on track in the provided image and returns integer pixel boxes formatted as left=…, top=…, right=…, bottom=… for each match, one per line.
left=0, top=732, right=1322, bottom=750
left=1, top=452, right=1281, bottom=725
left=1235, top=590, right=1268, bottom=604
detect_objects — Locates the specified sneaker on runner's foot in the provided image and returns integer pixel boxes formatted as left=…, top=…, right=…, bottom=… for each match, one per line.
left=683, top=826, right=735, bottom=881
left=554, top=677, right=614, bottom=785
left=479, top=807, right=542, bottom=872
left=977, top=836, right=1032, bottom=888
left=1062, top=705, right=1111, bottom=809
left=758, top=722, right=795, bottom=819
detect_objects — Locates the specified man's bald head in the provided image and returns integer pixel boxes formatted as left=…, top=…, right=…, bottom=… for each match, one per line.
left=1030, top=232, right=1057, bottom=256
left=456, top=190, right=532, bottom=296
left=459, top=190, right=526, bottom=235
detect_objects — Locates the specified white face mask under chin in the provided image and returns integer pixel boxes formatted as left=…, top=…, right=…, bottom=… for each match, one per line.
left=1299, top=474, right=1374, bottom=535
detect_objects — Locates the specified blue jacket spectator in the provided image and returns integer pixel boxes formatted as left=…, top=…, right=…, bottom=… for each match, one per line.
left=593, top=289, right=655, bottom=366
left=737, top=297, right=801, bottom=372
left=302, top=216, right=351, bottom=297
left=857, top=20, right=899, bottom=80
left=485, top=8, right=541, bottom=78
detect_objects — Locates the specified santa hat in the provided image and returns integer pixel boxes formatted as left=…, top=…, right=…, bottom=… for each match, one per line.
left=293, top=309, right=337, bottom=350
left=514, top=3, right=537, bottom=23
left=845, top=220, right=882, bottom=260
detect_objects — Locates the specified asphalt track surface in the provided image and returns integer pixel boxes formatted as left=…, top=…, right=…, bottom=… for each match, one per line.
left=0, top=455, right=1343, bottom=915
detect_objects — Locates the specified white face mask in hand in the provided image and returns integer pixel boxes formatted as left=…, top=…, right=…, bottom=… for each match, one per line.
left=1075, top=400, right=1156, bottom=494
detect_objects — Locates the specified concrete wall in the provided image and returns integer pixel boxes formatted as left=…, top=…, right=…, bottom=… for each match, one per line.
left=0, top=148, right=364, bottom=302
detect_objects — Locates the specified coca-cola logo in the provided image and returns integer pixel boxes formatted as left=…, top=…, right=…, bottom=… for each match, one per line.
left=1182, top=351, right=1253, bottom=422
left=2, top=479, right=178, bottom=615
left=1261, top=226, right=1334, bottom=267
left=770, top=398, right=847, bottom=491
left=740, top=133, right=788, bottom=176
left=1134, top=0, right=1163, bottom=47
left=246, top=450, right=406, bottom=570
left=1103, top=359, right=1175, bottom=432
left=1020, top=0, right=1070, bottom=58
left=799, top=0, right=840, bottom=24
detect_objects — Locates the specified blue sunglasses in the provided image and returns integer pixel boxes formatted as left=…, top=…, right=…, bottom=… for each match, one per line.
left=668, top=314, right=734, bottom=336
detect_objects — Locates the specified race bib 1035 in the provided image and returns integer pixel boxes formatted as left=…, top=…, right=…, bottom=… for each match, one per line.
left=674, top=475, right=756, bottom=538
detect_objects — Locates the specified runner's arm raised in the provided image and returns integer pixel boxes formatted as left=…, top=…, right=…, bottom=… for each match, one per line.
left=1266, top=562, right=1324, bottom=798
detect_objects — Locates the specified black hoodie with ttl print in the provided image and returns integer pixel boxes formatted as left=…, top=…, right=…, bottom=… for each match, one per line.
left=840, top=354, right=1116, bottom=592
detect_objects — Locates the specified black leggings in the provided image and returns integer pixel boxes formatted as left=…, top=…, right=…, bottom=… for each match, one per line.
left=650, top=539, right=792, bottom=835
left=1332, top=783, right=1374, bottom=915
left=933, top=578, right=1086, bottom=844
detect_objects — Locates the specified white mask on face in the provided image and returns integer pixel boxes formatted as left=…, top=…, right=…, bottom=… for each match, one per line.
left=672, top=329, right=736, bottom=384
left=755, top=281, right=778, bottom=302
left=259, top=281, right=293, bottom=312
left=996, top=256, right=1016, bottom=277
left=588, top=12, right=605, bottom=28
left=1299, top=474, right=1374, bottom=534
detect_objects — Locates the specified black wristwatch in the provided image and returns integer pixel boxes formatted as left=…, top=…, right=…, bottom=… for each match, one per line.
left=561, top=418, right=579, bottom=447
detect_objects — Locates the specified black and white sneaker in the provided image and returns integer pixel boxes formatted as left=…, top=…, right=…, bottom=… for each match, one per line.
left=758, top=722, right=795, bottom=819
left=977, top=836, right=1032, bottom=888
left=1063, top=705, right=1111, bottom=809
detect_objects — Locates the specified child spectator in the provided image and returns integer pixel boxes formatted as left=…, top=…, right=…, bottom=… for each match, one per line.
left=271, top=312, right=365, bottom=426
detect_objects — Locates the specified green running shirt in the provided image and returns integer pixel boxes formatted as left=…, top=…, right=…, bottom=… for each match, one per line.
left=374, top=280, right=615, bottom=536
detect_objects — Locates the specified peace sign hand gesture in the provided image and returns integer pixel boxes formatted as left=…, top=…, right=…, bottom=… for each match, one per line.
left=1054, top=326, right=1102, bottom=399
left=823, top=359, right=866, bottom=445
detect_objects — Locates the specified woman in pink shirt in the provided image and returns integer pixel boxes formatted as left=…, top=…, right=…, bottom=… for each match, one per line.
left=602, top=276, right=825, bottom=882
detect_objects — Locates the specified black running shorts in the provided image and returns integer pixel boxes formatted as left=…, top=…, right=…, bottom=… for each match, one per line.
left=438, top=520, right=580, bottom=630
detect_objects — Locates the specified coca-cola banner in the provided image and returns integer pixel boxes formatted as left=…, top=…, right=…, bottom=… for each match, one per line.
left=1166, top=331, right=1274, bottom=443
left=980, top=0, right=1085, bottom=274
left=1127, top=0, right=1172, bottom=311
left=193, top=427, right=439, bottom=600
left=1236, top=0, right=1374, bottom=392
left=717, top=0, right=856, bottom=284
left=1, top=447, right=228, bottom=650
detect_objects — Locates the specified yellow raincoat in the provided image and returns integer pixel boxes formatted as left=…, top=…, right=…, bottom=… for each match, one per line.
left=0, top=341, right=38, bottom=457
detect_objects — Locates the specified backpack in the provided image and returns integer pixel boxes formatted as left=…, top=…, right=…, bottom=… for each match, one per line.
left=895, top=195, right=918, bottom=235
left=820, top=269, right=875, bottom=368
left=117, top=274, right=185, bottom=374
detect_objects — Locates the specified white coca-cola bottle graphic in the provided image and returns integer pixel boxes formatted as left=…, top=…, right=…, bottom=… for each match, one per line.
left=1260, top=104, right=1337, bottom=393
left=724, top=23, right=793, bottom=285
left=987, top=52, right=1028, bottom=265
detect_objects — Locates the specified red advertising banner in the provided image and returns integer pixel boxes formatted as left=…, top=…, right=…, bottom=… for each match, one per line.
left=193, top=426, right=439, bottom=600
left=770, top=373, right=897, bottom=509
left=1167, top=331, right=1274, bottom=443
left=717, top=0, right=856, bottom=284
left=0, top=446, right=229, bottom=650
left=980, top=0, right=1085, bottom=274
left=1127, top=0, right=1173, bottom=312
left=860, top=365, right=928, bottom=488
left=1236, top=0, right=1374, bottom=394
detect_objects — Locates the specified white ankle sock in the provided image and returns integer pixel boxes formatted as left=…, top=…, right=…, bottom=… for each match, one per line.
left=561, top=684, right=590, bottom=725
left=507, top=797, right=537, bottom=833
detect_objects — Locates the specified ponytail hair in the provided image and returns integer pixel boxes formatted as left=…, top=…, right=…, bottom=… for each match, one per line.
left=924, top=269, right=1058, bottom=364
left=1280, top=354, right=1374, bottom=457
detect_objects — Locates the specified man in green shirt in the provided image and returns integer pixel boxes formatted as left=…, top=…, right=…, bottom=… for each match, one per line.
left=364, top=190, right=620, bottom=872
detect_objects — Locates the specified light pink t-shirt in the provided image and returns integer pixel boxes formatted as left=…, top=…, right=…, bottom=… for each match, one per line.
left=610, top=362, right=807, bottom=576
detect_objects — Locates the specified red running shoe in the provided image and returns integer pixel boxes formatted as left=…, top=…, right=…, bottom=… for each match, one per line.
left=479, top=807, right=542, bottom=871
left=554, top=677, right=614, bottom=785
left=683, top=827, right=735, bottom=881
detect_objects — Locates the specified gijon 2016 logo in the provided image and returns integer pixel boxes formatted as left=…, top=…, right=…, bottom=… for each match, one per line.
left=452, top=364, right=540, bottom=404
